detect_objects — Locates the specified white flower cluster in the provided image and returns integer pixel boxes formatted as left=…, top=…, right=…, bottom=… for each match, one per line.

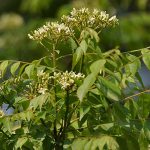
left=28, top=8, right=119, bottom=43
left=28, top=22, right=73, bottom=41
left=52, top=71, right=85, bottom=90
left=61, top=8, right=118, bottom=30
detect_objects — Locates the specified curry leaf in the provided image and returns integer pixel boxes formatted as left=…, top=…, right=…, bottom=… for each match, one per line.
left=11, top=62, right=20, bottom=76
left=141, top=48, right=150, bottom=70
left=77, top=73, right=97, bottom=101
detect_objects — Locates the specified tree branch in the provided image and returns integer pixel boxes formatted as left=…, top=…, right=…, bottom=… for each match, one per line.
left=124, top=89, right=150, bottom=101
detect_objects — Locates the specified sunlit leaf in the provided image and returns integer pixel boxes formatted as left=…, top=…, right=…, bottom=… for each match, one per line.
left=11, top=110, right=34, bottom=121
left=71, top=139, right=88, bottom=150
left=141, top=48, right=150, bottom=70
left=2, top=117, right=12, bottom=133
left=125, top=54, right=141, bottom=75
left=90, top=59, right=106, bottom=75
left=72, top=47, right=84, bottom=69
left=10, top=62, right=20, bottom=76
left=80, top=40, right=88, bottom=54
left=15, top=137, right=28, bottom=149
left=18, top=63, right=28, bottom=76
left=72, top=136, right=119, bottom=150
left=29, top=94, right=49, bottom=110
left=72, top=40, right=88, bottom=69
left=25, top=64, right=35, bottom=78
left=77, top=73, right=97, bottom=101
left=94, top=123, right=114, bottom=131
left=0, top=60, right=9, bottom=77
left=86, top=28, right=100, bottom=43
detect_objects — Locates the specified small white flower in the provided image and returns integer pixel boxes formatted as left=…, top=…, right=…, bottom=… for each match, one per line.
left=37, top=70, right=45, bottom=77
left=71, top=8, right=77, bottom=16
left=93, top=9, right=99, bottom=15
left=109, top=15, right=117, bottom=21
left=80, top=8, right=89, bottom=13
left=38, top=88, right=47, bottom=94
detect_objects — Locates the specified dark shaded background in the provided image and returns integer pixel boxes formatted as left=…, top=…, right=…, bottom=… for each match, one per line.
left=0, top=0, right=150, bottom=61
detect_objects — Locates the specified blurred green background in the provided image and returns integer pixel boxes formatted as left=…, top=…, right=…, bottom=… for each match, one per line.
left=0, top=0, right=150, bottom=61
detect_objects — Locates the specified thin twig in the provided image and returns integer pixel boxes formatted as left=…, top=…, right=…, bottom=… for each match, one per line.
left=122, top=46, right=150, bottom=54
left=123, top=89, right=150, bottom=101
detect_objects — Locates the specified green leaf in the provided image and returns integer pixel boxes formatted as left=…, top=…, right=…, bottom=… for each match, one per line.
left=135, top=72, right=145, bottom=89
left=72, top=40, right=88, bottom=69
left=69, top=38, right=78, bottom=52
left=141, top=48, right=150, bottom=70
left=138, top=129, right=149, bottom=150
left=77, top=73, right=97, bottom=101
left=25, top=64, right=35, bottom=78
left=0, top=61, right=9, bottom=77
left=43, top=135, right=54, bottom=150
left=29, top=94, right=49, bottom=110
left=80, top=40, right=88, bottom=54
left=125, top=54, right=141, bottom=76
left=71, top=139, right=88, bottom=150
left=99, top=135, right=119, bottom=150
left=80, top=106, right=90, bottom=121
left=18, top=63, right=28, bottom=76
left=72, top=47, right=84, bottom=69
left=86, top=28, right=100, bottom=43
left=137, top=94, right=150, bottom=118
left=72, top=136, right=119, bottom=150
left=84, top=139, right=93, bottom=150
left=97, top=76, right=121, bottom=101
left=2, top=117, right=12, bottom=133
left=106, top=59, right=118, bottom=68
left=122, top=128, right=140, bottom=150
left=90, top=59, right=106, bottom=75
left=128, top=100, right=138, bottom=119
left=113, top=103, right=129, bottom=122
left=11, top=110, right=34, bottom=121
left=15, top=137, right=28, bottom=149
left=10, top=62, right=20, bottom=76
left=94, top=123, right=114, bottom=131
left=14, top=97, right=30, bottom=110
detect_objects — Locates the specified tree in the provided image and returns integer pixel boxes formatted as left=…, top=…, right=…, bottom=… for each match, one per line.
left=0, top=8, right=150, bottom=150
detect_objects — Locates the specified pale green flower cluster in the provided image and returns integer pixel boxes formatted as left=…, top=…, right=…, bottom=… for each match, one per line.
left=25, top=70, right=49, bottom=96
left=52, top=71, right=85, bottom=90
left=28, top=22, right=73, bottom=41
left=36, top=70, right=50, bottom=94
left=25, top=70, right=84, bottom=95
left=61, top=8, right=119, bottom=30
left=28, top=8, right=118, bottom=42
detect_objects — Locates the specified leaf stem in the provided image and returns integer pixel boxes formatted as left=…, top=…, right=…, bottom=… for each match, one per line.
left=122, top=46, right=150, bottom=54
left=80, top=54, right=85, bottom=73
left=64, top=90, right=70, bottom=130
left=58, top=90, right=70, bottom=142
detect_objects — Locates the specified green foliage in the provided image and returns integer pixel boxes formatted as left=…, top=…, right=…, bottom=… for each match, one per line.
left=0, top=8, right=150, bottom=150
